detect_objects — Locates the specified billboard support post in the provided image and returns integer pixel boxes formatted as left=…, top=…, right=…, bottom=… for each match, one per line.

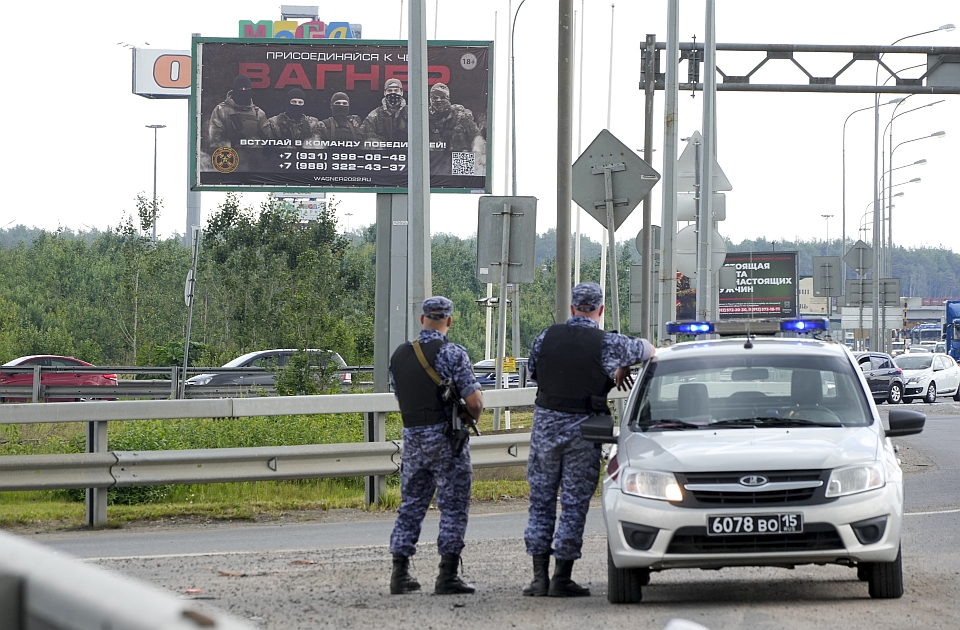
left=407, top=0, right=431, bottom=337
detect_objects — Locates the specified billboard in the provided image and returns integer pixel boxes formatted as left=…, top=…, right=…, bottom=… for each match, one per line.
left=719, top=252, right=798, bottom=319
left=133, top=49, right=192, bottom=99
left=191, top=38, right=493, bottom=193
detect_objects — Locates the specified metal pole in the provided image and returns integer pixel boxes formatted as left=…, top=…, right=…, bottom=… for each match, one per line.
left=494, top=203, right=513, bottom=431
left=408, top=0, right=432, bottom=337
left=185, top=46, right=201, bottom=250
left=697, top=0, right=716, bottom=322
left=485, top=283, right=493, bottom=359
left=604, top=168, right=621, bottom=331
left=556, top=0, right=574, bottom=323
left=598, top=3, right=615, bottom=325
left=370, top=193, right=393, bottom=507
left=510, top=0, right=527, bottom=197
left=504, top=0, right=512, bottom=197
left=85, top=420, right=107, bottom=527
left=658, top=0, right=680, bottom=342
left=152, top=126, right=158, bottom=242
left=641, top=33, right=655, bottom=339
left=574, top=3, right=584, bottom=285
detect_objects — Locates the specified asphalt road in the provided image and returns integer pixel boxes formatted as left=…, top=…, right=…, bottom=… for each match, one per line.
left=25, top=406, right=960, bottom=630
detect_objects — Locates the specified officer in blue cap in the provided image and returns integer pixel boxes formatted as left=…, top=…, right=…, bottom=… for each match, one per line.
left=388, top=296, right=484, bottom=595
left=522, top=282, right=655, bottom=597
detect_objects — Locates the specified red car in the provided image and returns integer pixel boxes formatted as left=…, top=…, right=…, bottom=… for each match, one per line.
left=0, top=355, right=118, bottom=402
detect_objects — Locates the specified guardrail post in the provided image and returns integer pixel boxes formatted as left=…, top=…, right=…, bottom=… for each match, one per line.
left=364, top=412, right=387, bottom=507
left=85, top=421, right=108, bottom=526
left=32, top=365, right=41, bottom=403
left=0, top=574, right=24, bottom=630
left=170, top=365, right=179, bottom=399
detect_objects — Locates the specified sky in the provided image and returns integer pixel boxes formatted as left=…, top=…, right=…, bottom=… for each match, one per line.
left=3, top=1, right=958, bottom=254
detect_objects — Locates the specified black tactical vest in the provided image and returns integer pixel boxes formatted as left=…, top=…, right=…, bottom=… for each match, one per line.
left=391, top=339, right=451, bottom=427
left=226, top=109, right=263, bottom=144
left=534, top=324, right=614, bottom=414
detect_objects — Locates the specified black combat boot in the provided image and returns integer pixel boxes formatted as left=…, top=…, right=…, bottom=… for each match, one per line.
left=548, top=559, right=590, bottom=597
left=390, top=553, right=421, bottom=594
left=434, top=554, right=476, bottom=594
left=522, top=553, right=551, bottom=596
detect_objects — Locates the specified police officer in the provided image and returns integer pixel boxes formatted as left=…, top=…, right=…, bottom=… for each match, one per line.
left=359, top=78, right=408, bottom=144
left=388, top=296, right=484, bottom=595
left=208, top=74, right=267, bottom=148
left=318, top=92, right=363, bottom=142
left=523, top=282, right=655, bottom=597
left=262, top=88, right=322, bottom=142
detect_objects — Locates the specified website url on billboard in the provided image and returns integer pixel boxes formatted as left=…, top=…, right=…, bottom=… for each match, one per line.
left=314, top=176, right=374, bottom=183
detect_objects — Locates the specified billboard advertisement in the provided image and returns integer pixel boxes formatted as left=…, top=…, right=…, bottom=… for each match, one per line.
left=191, top=38, right=492, bottom=193
left=719, top=252, right=798, bottom=318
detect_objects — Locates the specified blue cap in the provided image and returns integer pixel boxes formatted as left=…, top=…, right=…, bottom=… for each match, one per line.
left=572, top=282, right=604, bottom=312
left=422, top=296, right=454, bottom=320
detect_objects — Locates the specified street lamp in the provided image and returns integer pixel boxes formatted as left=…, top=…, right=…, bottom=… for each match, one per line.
left=871, top=24, right=953, bottom=352
left=886, top=131, right=944, bottom=275
left=509, top=0, right=529, bottom=197
left=821, top=214, right=834, bottom=254
left=145, top=124, right=166, bottom=241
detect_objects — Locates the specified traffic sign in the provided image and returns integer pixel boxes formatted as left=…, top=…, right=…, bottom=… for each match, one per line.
left=476, top=196, right=538, bottom=284
left=675, top=225, right=727, bottom=278
left=842, top=241, right=874, bottom=276
left=812, top=256, right=843, bottom=297
left=676, top=131, right=732, bottom=193
left=634, top=225, right=661, bottom=261
left=572, top=129, right=661, bottom=231
left=184, top=269, right=195, bottom=308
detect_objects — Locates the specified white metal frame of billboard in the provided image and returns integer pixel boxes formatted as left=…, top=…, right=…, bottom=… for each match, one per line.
left=190, top=37, right=493, bottom=194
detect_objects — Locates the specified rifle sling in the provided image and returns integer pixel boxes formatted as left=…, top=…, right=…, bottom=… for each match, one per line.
left=412, top=339, right=444, bottom=386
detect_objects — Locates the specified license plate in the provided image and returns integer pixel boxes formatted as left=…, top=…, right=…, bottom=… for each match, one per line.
left=707, top=513, right=803, bottom=536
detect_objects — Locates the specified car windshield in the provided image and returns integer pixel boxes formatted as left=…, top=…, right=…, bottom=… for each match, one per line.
left=895, top=355, right=932, bottom=370
left=628, top=353, right=872, bottom=431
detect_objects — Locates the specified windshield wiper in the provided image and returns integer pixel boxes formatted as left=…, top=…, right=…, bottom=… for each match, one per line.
left=639, top=419, right=703, bottom=431
left=711, top=416, right=841, bottom=428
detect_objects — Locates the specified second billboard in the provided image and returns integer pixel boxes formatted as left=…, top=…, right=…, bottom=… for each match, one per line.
left=192, top=38, right=492, bottom=193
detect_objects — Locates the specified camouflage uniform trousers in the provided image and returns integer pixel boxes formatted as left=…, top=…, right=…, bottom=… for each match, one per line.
left=524, top=408, right=602, bottom=561
left=390, top=423, right=473, bottom=557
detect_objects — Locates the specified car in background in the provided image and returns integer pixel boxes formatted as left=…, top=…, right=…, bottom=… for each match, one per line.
left=0, top=355, right=118, bottom=402
left=185, top=349, right=351, bottom=391
left=853, top=352, right=904, bottom=404
left=582, top=318, right=927, bottom=603
left=894, top=353, right=960, bottom=404
left=472, top=358, right=535, bottom=389
left=906, top=346, right=931, bottom=354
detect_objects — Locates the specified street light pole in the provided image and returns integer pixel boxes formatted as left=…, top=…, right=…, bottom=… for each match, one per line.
left=821, top=214, right=833, bottom=253
left=145, top=124, right=166, bottom=241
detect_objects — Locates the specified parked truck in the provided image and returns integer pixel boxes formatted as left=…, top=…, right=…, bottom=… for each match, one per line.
left=946, top=300, right=960, bottom=361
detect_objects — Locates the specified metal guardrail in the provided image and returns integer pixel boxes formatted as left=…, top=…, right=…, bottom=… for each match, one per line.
left=0, top=387, right=623, bottom=525
left=0, top=529, right=256, bottom=630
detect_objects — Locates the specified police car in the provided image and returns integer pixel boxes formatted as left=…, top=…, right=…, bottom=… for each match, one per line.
left=581, top=318, right=926, bottom=603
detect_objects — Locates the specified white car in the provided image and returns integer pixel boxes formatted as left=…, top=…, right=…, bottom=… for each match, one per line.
left=893, top=353, right=960, bottom=403
left=582, top=319, right=926, bottom=603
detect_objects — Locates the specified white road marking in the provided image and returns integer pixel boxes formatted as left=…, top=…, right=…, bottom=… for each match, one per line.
left=905, top=508, right=960, bottom=516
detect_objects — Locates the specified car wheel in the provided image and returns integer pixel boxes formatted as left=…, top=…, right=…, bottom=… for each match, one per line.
left=923, top=382, right=937, bottom=404
left=867, top=545, right=904, bottom=599
left=902, top=398, right=914, bottom=404
left=887, top=382, right=903, bottom=405
left=857, top=565, right=870, bottom=582
left=607, top=545, right=643, bottom=604
left=953, top=387, right=960, bottom=402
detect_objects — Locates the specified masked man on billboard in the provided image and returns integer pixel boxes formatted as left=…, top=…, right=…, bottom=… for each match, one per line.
left=427, top=82, right=482, bottom=169
left=262, top=88, right=322, bottom=142
left=318, top=92, right=364, bottom=143
left=360, top=78, right=408, bottom=144
left=208, top=74, right=267, bottom=149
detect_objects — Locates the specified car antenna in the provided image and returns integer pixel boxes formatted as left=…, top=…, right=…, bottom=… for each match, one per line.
left=744, top=323, right=754, bottom=349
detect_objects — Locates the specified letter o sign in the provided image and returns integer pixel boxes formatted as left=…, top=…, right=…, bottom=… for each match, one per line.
left=153, top=54, right=192, bottom=89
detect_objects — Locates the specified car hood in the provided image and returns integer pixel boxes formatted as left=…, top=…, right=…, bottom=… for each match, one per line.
left=899, top=368, right=931, bottom=376
left=620, top=426, right=880, bottom=472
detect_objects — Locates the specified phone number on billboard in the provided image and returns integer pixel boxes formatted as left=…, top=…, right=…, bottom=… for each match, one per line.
left=278, top=152, right=407, bottom=171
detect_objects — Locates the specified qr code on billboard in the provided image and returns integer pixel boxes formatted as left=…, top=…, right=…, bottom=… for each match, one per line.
left=452, top=151, right=476, bottom=175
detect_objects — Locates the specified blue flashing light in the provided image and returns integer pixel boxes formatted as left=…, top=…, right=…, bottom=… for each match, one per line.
left=666, top=321, right=715, bottom=335
left=780, top=318, right=828, bottom=333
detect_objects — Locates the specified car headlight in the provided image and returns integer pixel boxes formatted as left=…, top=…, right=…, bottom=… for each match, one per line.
left=825, top=462, right=885, bottom=498
left=906, top=376, right=922, bottom=384
left=620, top=469, right=683, bottom=502
left=187, top=374, right=214, bottom=386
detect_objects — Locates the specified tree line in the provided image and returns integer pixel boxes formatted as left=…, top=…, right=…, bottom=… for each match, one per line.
left=2, top=200, right=958, bottom=370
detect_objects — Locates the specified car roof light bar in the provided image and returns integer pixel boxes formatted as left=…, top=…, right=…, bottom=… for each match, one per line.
left=780, top=318, right=829, bottom=333
left=666, top=321, right=714, bottom=335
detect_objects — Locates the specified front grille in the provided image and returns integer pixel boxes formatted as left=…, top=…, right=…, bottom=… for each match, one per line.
left=675, top=470, right=833, bottom=507
left=666, top=523, right=844, bottom=554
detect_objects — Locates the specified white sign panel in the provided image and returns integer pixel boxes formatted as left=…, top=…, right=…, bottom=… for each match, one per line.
left=133, top=48, right=191, bottom=99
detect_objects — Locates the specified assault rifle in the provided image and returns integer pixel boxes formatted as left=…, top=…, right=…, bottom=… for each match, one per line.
left=440, top=377, right=481, bottom=457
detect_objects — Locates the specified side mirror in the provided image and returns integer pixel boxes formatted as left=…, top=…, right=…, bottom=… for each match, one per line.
left=886, top=408, right=925, bottom=437
left=581, top=414, right=618, bottom=444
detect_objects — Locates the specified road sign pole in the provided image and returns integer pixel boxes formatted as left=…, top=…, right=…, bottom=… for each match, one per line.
left=493, top=203, right=513, bottom=431
left=603, top=167, right=621, bottom=331
left=641, top=33, right=656, bottom=339
left=658, top=0, right=680, bottom=344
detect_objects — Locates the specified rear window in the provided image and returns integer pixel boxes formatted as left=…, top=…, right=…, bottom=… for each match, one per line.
left=628, top=353, right=872, bottom=431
